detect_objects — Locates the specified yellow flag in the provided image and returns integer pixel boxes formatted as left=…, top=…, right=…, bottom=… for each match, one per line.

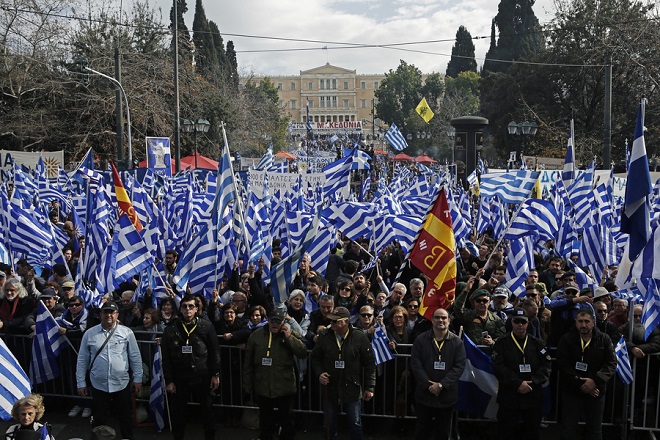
left=416, top=97, right=434, bottom=123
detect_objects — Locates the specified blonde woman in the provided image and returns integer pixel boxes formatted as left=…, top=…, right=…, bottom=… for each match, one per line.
left=5, top=394, right=55, bottom=440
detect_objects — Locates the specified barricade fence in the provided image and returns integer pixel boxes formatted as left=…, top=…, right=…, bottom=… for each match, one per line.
left=5, top=332, right=656, bottom=434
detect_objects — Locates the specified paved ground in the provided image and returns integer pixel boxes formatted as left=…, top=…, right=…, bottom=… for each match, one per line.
left=0, top=397, right=635, bottom=440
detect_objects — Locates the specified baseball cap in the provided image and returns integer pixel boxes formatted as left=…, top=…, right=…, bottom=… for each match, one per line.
left=62, top=281, right=75, bottom=289
left=561, top=271, right=576, bottom=280
left=511, top=308, right=529, bottom=321
left=564, top=282, right=580, bottom=293
left=40, top=288, right=57, bottom=298
left=101, top=301, right=119, bottom=312
left=492, top=286, right=511, bottom=298
left=268, top=309, right=286, bottom=323
left=327, top=306, right=350, bottom=321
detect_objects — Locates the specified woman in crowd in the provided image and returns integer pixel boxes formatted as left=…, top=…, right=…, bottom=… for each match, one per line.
left=247, top=305, right=268, bottom=331
left=285, top=290, right=310, bottom=337
left=158, top=297, right=178, bottom=327
left=5, top=394, right=55, bottom=440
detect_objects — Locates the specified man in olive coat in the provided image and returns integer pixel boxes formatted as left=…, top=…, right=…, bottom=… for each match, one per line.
left=243, top=309, right=308, bottom=440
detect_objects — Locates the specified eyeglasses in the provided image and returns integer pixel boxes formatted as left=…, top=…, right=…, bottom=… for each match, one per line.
left=634, top=315, right=642, bottom=319
left=181, top=304, right=197, bottom=309
left=512, top=318, right=527, bottom=325
left=474, top=298, right=489, bottom=304
left=62, top=287, right=74, bottom=290
left=360, top=313, right=373, bottom=318
left=407, top=305, right=419, bottom=309
left=526, top=293, right=538, bottom=297
left=341, top=287, right=352, bottom=291
left=68, top=303, right=82, bottom=308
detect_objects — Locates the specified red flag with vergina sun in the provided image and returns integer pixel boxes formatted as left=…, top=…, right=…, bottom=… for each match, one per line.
left=409, top=187, right=457, bottom=320
left=111, top=162, right=143, bottom=233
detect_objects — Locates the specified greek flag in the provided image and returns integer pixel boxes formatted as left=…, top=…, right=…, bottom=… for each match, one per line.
left=457, top=335, right=498, bottom=419
left=113, top=214, right=154, bottom=285
left=30, top=301, right=68, bottom=385
left=504, top=199, right=559, bottom=242
left=270, top=210, right=320, bottom=304
left=322, top=154, right=353, bottom=201
left=504, top=237, right=534, bottom=298
left=479, top=170, right=540, bottom=204
left=631, top=222, right=660, bottom=281
left=255, top=146, right=274, bottom=171
left=371, top=325, right=394, bottom=365
left=0, top=338, right=31, bottom=421
left=213, top=142, right=238, bottom=223
left=621, top=99, right=652, bottom=261
left=641, top=279, right=660, bottom=340
left=562, top=120, right=576, bottom=186
left=615, top=336, right=633, bottom=385
left=385, top=123, right=408, bottom=151
left=149, top=346, right=166, bottom=431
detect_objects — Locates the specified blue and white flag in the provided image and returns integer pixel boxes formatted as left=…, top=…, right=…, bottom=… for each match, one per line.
left=29, top=301, right=68, bottom=385
left=0, top=338, right=31, bottom=421
left=504, top=199, right=559, bottom=242
left=371, top=325, right=394, bottom=365
left=456, top=335, right=498, bottom=420
left=385, top=123, right=408, bottom=151
left=562, top=120, right=576, bottom=186
left=322, top=154, right=352, bottom=201
left=113, top=214, right=154, bottom=285
left=479, top=170, right=540, bottom=204
left=642, top=279, right=660, bottom=340
left=631, top=222, right=660, bottom=281
left=621, top=99, right=652, bottom=261
left=615, top=336, right=633, bottom=385
left=255, top=146, right=274, bottom=172
left=149, top=346, right=166, bottom=432
left=213, top=142, right=238, bottom=223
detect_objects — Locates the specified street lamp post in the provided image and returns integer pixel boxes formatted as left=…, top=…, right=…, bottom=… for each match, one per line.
left=181, top=118, right=211, bottom=169
left=507, top=121, right=538, bottom=160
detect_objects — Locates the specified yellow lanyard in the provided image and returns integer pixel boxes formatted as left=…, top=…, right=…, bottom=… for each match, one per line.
left=580, top=337, right=592, bottom=363
left=335, top=329, right=349, bottom=360
left=511, top=333, right=528, bottom=364
left=182, top=320, right=198, bottom=345
left=433, top=338, right=446, bottom=361
left=266, top=331, right=273, bottom=357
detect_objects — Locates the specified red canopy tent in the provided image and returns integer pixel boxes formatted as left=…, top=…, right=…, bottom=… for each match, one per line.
left=180, top=153, right=218, bottom=170
left=392, top=153, right=414, bottom=162
left=415, top=154, right=437, bottom=164
left=274, top=151, right=298, bottom=160
left=373, top=149, right=388, bottom=155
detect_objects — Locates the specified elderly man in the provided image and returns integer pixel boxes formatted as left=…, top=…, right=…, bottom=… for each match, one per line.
left=453, top=289, right=505, bottom=346
left=312, top=306, right=375, bottom=440
left=407, top=278, right=425, bottom=302
left=76, top=302, right=142, bottom=440
left=556, top=310, right=616, bottom=440
left=410, top=308, right=466, bottom=440
left=490, top=286, right=514, bottom=321
left=307, top=295, right=334, bottom=346
left=608, top=298, right=628, bottom=327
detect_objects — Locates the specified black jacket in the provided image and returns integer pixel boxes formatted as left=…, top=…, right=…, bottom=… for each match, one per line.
left=311, top=325, right=376, bottom=404
left=556, top=325, right=617, bottom=398
left=492, top=332, right=552, bottom=409
left=161, top=317, right=221, bottom=384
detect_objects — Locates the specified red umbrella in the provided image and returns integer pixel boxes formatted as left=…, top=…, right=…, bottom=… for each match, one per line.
left=392, top=153, right=414, bottom=162
left=415, top=154, right=437, bottom=164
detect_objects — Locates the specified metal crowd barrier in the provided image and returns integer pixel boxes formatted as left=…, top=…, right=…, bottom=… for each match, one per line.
left=6, top=332, right=655, bottom=435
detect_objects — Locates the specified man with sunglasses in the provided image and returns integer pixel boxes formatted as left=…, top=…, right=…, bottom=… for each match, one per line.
left=161, top=294, right=221, bottom=440
left=311, top=306, right=376, bottom=440
left=76, top=301, right=142, bottom=439
left=492, top=309, right=552, bottom=439
left=453, top=289, right=505, bottom=346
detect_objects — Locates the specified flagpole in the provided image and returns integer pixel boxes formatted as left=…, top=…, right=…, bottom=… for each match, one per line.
left=42, top=300, right=79, bottom=355
left=220, top=122, right=248, bottom=253
left=157, top=343, right=173, bottom=432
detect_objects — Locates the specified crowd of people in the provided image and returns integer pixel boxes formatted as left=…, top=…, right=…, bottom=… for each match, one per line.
left=0, top=227, right=657, bottom=440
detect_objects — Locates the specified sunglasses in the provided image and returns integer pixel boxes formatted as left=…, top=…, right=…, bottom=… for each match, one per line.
left=62, top=287, right=74, bottom=290
left=526, top=293, right=538, bottom=297
left=512, top=318, right=527, bottom=324
left=181, top=304, right=197, bottom=309
left=360, top=313, right=373, bottom=318
left=407, top=305, right=419, bottom=309
left=474, top=298, right=489, bottom=304
left=68, top=303, right=82, bottom=308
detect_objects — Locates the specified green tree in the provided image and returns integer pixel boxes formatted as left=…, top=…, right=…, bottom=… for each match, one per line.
left=483, top=0, right=544, bottom=73
left=374, top=60, right=424, bottom=135
left=192, top=0, right=218, bottom=78
left=208, top=21, right=228, bottom=79
left=225, top=41, right=239, bottom=90
left=446, top=26, right=477, bottom=78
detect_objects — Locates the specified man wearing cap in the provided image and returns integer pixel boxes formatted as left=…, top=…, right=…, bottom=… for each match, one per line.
left=161, top=294, right=220, bottom=440
left=76, top=301, right=142, bottom=440
left=492, top=308, right=552, bottom=439
left=58, top=280, right=76, bottom=305
left=36, top=288, right=64, bottom=319
left=592, top=287, right=612, bottom=311
left=556, top=309, right=616, bottom=440
left=311, top=306, right=376, bottom=440
left=490, top=286, right=514, bottom=321
left=452, top=289, right=505, bottom=346
left=243, top=309, right=308, bottom=440
left=548, top=281, right=593, bottom=347
left=410, top=307, right=465, bottom=440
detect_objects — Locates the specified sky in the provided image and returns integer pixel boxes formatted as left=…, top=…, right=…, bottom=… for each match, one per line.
left=152, top=0, right=557, bottom=77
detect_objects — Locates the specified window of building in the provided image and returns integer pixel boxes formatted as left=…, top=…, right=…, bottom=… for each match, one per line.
left=360, top=81, right=366, bottom=89
left=308, top=81, right=313, bottom=90
left=360, top=99, right=366, bottom=108
left=343, top=99, right=349, bottom=109
left=291, top=82, right=296, bottom=91
left=290, top=99, right=296, bottom=109
left=320, top=96, right=327, bottom=108
left=332, top=96, right=337, bottom=108
left=344, top=81, right=349, bottom=90
left=319, top=80, right=325, bottom=90
left=374, top=81, right=379, bottom=89
left=332, top=79, right=337, bottom=89
left=277, top=83, right=283, bottom=91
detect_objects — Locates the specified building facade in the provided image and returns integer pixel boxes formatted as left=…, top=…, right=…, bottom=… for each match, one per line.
left=240, top=63, right=386, bottom=137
